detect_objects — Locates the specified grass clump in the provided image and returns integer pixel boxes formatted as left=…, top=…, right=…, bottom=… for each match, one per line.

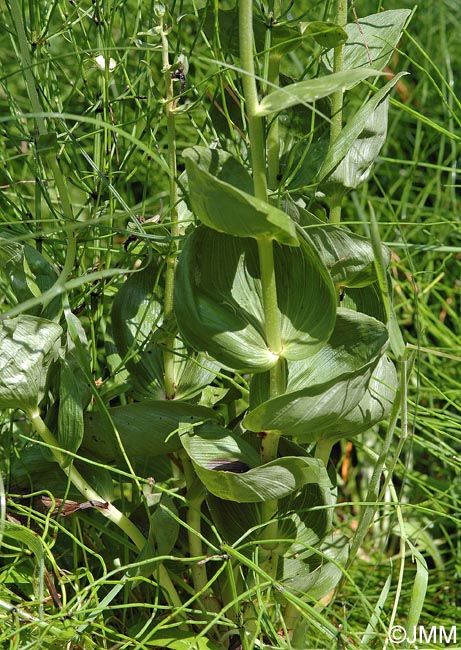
left=1, top=1, right=460, bottom=648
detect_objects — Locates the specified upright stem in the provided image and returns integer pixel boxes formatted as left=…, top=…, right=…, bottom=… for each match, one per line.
left=239, top=0, right=282, bottom=575
left=159, top=12, right=179, bottom=399
left=329, top=0, right=348, bottom=225
left=239, top=0, right=268, bottom=203
left=239, top=0, right=282, bottom=362
left=181, top=452, right=222, bottom=614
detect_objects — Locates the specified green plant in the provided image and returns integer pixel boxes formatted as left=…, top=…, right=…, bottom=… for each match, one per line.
left=0, top=1, right=436, bottom=648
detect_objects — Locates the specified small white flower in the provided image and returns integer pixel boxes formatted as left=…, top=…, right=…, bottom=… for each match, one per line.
left=94, top=55, right=117, bottom=72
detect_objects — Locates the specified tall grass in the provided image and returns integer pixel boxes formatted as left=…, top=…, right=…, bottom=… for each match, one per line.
left=1, top=0, right=460, bottom=648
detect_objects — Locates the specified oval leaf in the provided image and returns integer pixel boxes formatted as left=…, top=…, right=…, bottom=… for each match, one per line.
left=244, top=363, right=382, bottom=442
left=317, top=72, right=408, bottom=184
left=184, top=147, right=298, bottom=245
left=316, top=354, right=398, bottom=442
left=299, top=210, right=391, bottom=288
left=207, top=496, right=262, bottom=544
left=180, top=425, right=331, bottom=503
left=174, top=226, right=336, bottom=372
left=82, top=400, right=219, bottom=464
left=303, top=21, right=348, bottom=48
left=0, top=315, right=62, bottom=411
left=278, top=481, right=335, bottom=559
left=207, top=480, right=333, bottom=556
left=280, top=535, right=348, bottom=601
left=323, top=10, right=412, bottom=72
left=111, top=262, right=219, bottom=400
left=58, top=357, right=85, bottom=466
left=321, top=97, right=390, bottom=194
left=250, top=309, right=389, bottom=408
left=342, top=283, right=387, bottom=323
left=0, top=237, right=60, bottom=319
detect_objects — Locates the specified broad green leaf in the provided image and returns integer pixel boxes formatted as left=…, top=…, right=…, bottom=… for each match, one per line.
left=244, top=363, right=381, bottom=442
left=278, top=481, right=334, bottom=558
left=184, top=147, right=298, bottom=245
left=0, top=315, right=62, bottom=411
left=57, top=358, right=85, bottom=466
left=248, top=355, right=398, bottom=443
left=302, top=21, right=348, bottom=48
left=285, top=309, right=388, bottom=390
left=207, top=480, right=332, bottom=557
left=299, top=212, right=391, bottom=288
left=56, top=316, right=92, bottom=465
left=174, top=226, right=336, bottom=372
left=2, top=519, right=45, bottom=562
left=0, top=564, right=36, bottom=600
left=314, top=354, right=398, bottom=442
left=267, top=22, right=309, bottom=56
left=279, top=534, right=348, bottom=600
left=111, top=262, right=219, bottom=400
left=180, top=425, right=331, bottom=503
left=257, top=68, right=380, bottom=116
left=207, top=496, right=262, bottom=544
left=0, top=237, right=60, bottom=319
left=250, top=309, right=389, bottom=408
left=342, top=283, right=387, bottom=323
left=81, top=462, right=115, bottom=502
left=8, top=445, right=78, bottom=494
left=131, top=493, right=180, bottom=556
left=81, top=400, right=219, bottom=464
left=323, top=10, right=412, bottom=72
left=321, top=97, right=390, bottom=195
left=185, top=145, right=254, bottom=195
left=64, top=310, right=93, bottom=386
left=318, top=72, right=408, bottom=184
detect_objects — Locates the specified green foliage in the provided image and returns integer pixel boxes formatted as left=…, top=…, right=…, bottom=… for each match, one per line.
left=184, top=146, right=299, bottom=244
left=0, top=315, right=62, bottom=410
left=174, top=226, right=337, bottom=370
left=1, top=1, right=460, bottom=649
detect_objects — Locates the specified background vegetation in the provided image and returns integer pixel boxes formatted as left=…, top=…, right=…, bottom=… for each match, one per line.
left=0, top=0, right=460, bottom=648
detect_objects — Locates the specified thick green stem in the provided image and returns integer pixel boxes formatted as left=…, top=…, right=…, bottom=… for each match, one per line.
left=239, top=0, right=282, bottom=362
left=181, top=452, right=222, bottom=614
left=160, top=14, right=180, bottom=399
left=239, top=0, right=268, bottom=202
left=239, top=0, right=283, bottom=581
left=329, top=0, right=348, bottom=225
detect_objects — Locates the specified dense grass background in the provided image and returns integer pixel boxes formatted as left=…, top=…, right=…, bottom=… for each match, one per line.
left=1, top=0, right=460, bottom=648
